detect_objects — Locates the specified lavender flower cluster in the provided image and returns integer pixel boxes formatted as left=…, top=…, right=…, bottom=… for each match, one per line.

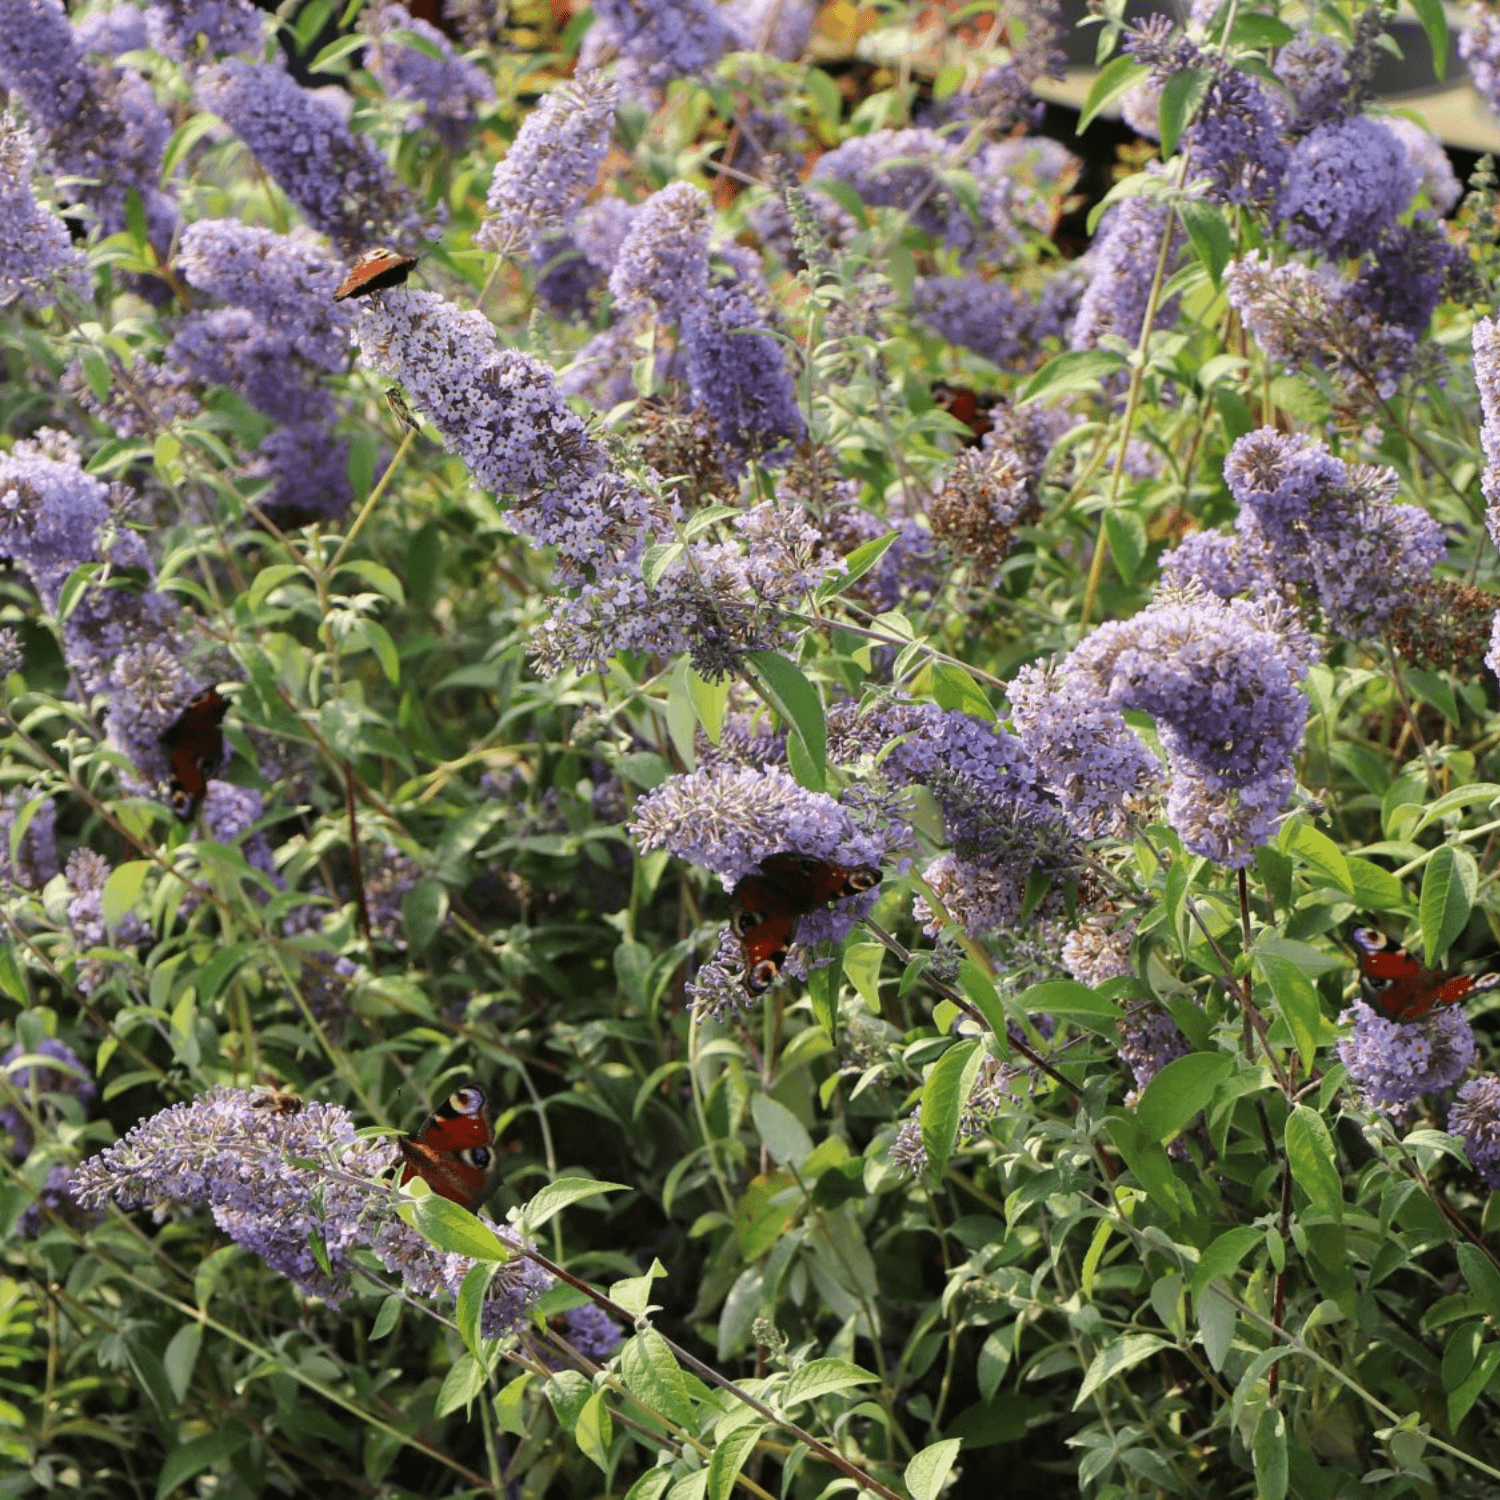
left=0, top=113, right=89, bottom=308
left=72, top=1088, right=550, bottom=1333
left=198, top=60, right=429, bottom=254
left=364, top=3, right=493, bottom=150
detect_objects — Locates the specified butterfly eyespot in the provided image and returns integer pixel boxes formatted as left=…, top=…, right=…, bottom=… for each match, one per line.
left=466, top=1147, right=492, bottom=1169
left=745, top=959, right=780, bottom=994
left=847, top=869, right=879, bottom=892
left=447, top=1086, right=486, bottom=1115
left=731, top=908, right=761, bottom=936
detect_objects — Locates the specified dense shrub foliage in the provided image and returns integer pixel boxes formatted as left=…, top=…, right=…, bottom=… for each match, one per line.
left=10, top=0, right=1500, bottom=1495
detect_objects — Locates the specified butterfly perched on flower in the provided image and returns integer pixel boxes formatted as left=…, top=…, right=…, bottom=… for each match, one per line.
left=397, top=1085, right=500, bottom=1210
left=730, top=854, right=880, bottom=995
left=333, top=247, right=419, bottom=301
left=1351, top=926, right=1500, bottom=1023
left=159, top=687, right=229, bottom=820
left=931, top=381, right=998, bottom=446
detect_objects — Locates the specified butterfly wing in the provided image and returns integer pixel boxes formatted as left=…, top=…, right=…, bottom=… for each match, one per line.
left=729, top=855, right=881, bottom=993
left=398, top=1085, right=500, bottom=1209
left=931, top=382, right=997, bottom=445
left=334, top=248, right=419, bottom=301
left=159, top=688, right=229, bottom=820
left=1351, top=926, right=1500, bottom=1023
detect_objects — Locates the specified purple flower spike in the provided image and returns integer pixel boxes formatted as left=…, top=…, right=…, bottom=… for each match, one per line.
left=352, top=289, right=604, bottom=500
left=197, top=60, right=429, bottom=254
left=631, top=764, right=889, bottom=885
left=365, top=3, right=493, bottom=151
left=1450, top=1075, right=1500, bottom=1188
left=0, top=114, right=89, bottom=307
left=476, top=72, right=616, bottom=258
left=609, top=181, right=713, bottom=320
left=1274, top=116, right=1417, bottom=259
left=1338, top=999, right=1475, bottom=1113
left=145, top=0, right=265, bottom=61
left=0, top=1036, right=96, bottom=1158
left=73, top=1088, right=551, bottom=1331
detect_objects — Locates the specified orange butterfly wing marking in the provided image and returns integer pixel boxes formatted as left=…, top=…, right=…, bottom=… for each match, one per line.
left=1352, top=926, right=1500, bottom=1023
left=398, top=1085, right=499, bottom=1210
left=334, top=248, right=419, bottom=301
left=730, top=854, right=880, bottom=994
left=159, top=688, right=229, bottom=820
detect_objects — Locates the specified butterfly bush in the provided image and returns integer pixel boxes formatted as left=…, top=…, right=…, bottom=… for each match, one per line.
left=0, top=0, right=177, bottom=245
left=197, top=60, right=428, bottom=254
left=73, top=1089, right=550, bottom=1332
left=145, top=0, right=264, bottom=61
left=0, top=114, right=89, bottom=308
left=1337, top=1000, right=1477, bottom=1114
left=1, top=1036, right=96, bottom=1158
left=0, top=791, right=59, bottom=892
left=1450, top=1075, right=1500, bottom=1188
left=477, top=71, right=615, bottom=257
left=1026, top=592, right=1313, bottom=868
left=364, top=3, right=493, bottom=150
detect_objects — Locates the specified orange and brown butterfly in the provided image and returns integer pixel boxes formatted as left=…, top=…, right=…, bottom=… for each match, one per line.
left=333, top=248, right=419, bottom=302
left=159, top=686, right=230, bottom=820
left=930, top=381, right=998, bottom=446
left=397, top=1084, right=501, bottom=1210
left=729, top=853, right=880, bottom=995
left=1351, top=926, right=1500, bottom=1024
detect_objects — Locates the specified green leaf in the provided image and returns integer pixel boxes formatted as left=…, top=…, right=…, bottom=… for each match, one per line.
left=611, top=1258, right=668, bottom=1319
left=619, top=1330, right=697, bottom=1429
left=643, top=542, right=684, bottom=590
left=1420, top=845, right=1477, bottom=967
left=1078, top=54, right=1150, bottom=132
left=307, top=31, right=367, bottom=71
left=1286, top=823, right=1351, bottom=894
left=1255, top=951, right=1322, bottom=1077
left=1449, top=1343, right=1500, bottom=1429
left=162, top=1322, right=201, bottom=1404
left=1285, top=1105, right=1343, bottom=1223
left=436, top=1352, right=489, bottom=1417
left=494, top=1373, right=532, bottom=1436
left=545, top=1368, right=592, bottom=1429
left=1457, top=1244, right=1500, bottom=1323
left=905, top=1438, right=962, bottom=1500
left=1018, top=348, right=1127, bottom=407
left=1134, top=1051, right=1231, bottom=1143
left=750, top=1093, right=814, bottom=1168
left=1017, top=978, right=1121, bottom=1033
left=401, top=877, right=448, bottom=954
left=371, top=1295, right=402, bottom=1340
left=778, top=1357, right=877, bottom=1410
left=707, top=1422, right=764, bottom=1500
left=1408, top=0, right=1448, bottom=81
left=817, top=529, right=898, bottom=600
left=687, top=666, right=730, bottom=745
left=1197, top=1282, right=1237, bottom=1373
left=1159, top=66, right=1211, bottom=158
left=576, top=1388, right=613, bottom=1471
left=1228, top=13, right=1294, bottom=47
left=154, top=1427, right=249, bottom=1499
left=920, top=1038, right=985, bottom=1178
left=455, top=1261, right=500, bottom=1361
left=1074, top=1334, right=1170, bottom=1407
left=1177, top=198, right=1232, bottom=286
left=744, top=650, right=826, bottom=789
left=1102, top=508, right=1146, bottom=586
left=406, top=1193, right=512, bottom=1259
left=1347, top=857, right=1403, bottom=911
left=521, top=1177, right=628, bottom=1236
left=101, top=860, right=150, bottom=935
left=930, top=660, right=994, bottom=721
left=1191, top=1227, right=1264, bottom=1295
left=1253, top=1406, right=1288, bottom=1500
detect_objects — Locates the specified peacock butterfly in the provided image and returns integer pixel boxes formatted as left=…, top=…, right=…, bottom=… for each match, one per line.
left=931, top=382, right=998, bottom=446
left=729, top=853, right=880, bottom=995
left=1351, top=926, right=1500, bottom=1023
left=334, top=248, right=419, bottom=301
left=398, top=1084, right=501, bottom=1210
left=159, top=687, right=229, bottom=821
